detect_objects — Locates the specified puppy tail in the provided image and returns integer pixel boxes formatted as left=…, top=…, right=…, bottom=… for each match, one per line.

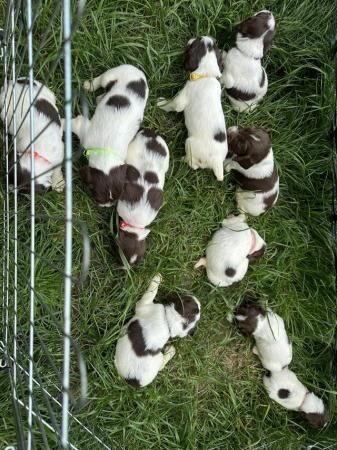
left=195, top=257, right=206, bottom=269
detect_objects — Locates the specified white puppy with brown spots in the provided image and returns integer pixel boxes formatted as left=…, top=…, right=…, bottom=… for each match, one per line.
left=195, top=214, right=266, bottom=287
left=225, top=126, right=279, bottom=216
left=233, top=299, right=292, bottom=371
left=263, top=369, right=328, bottom=428
left=221, top=11, right=276, bottom=112
left=158, top=36, right=227, bottom=181
left=114, top=274, right=201, bottom=388
left=71, top=65, right=148, bottom=206
left=117, top=128, right=170, bottom=265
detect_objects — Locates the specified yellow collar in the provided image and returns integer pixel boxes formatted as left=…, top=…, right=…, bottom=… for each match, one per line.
left=189, top=72, right=211, bottom=81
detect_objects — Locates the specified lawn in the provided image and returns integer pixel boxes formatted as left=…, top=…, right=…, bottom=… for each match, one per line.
left=1, top=0, right=336, bottom=449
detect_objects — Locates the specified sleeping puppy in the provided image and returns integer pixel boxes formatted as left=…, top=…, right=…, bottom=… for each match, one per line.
left=233, top=298, right=292, bottom=371
left=225, top=127, right=279, bottom=216
left=220, top=11, right=276, bottom=112
left=0, top=78, right=64, bottom=193
left=263, top=369, right=328, bottom=428
left=195, top=214, right=265, bottom=287
left=72, top=65, right=148, bottom=206
left=157, top=36, right=227, bottom=181
left=117, top=128, right=169, bottom=265
left=114, top=274, right=201, bottom=388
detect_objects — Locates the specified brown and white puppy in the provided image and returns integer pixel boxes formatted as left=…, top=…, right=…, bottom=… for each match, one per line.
left=264, top=369, right=329, bottom=428
left=220, top=11, right=276, bottom=112
left=196, top=214, right=266, bottom=287
left=117, top=128, right=169, bottom=265
left=158, top=36, right=227, bottom=181
left=71, top=65, right=148, bottom=206
left=233, top=298, right=292, bottom=372
left=114, top=274, right=201, bottom=388
left=0, top=78, right=64, bottom=193
left=225, top=127, right=279, bottom=216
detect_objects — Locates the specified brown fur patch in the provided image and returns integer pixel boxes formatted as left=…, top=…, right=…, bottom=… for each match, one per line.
left=35, top=99, right=61, bottom=126
left=301, top=408, right=329, bottom=429
left=263, top=29, right=276, bottom=56
left=165, top=294, right=200, bottom=328
left=234, top=297, right=266, bottom=336
left=125, top=378, right=141, bottom=388
left=118, top=230, right=147, bottom=264
left=144, top=171, right=159, bottom=184
left=146, top=138, right=167, bottom=157
left=126, top=165, right=140, bottom=182
left=263, top=190, right=278, bottom=211
left=235, top=12, right=270, bottom=39
left=120, top=182, right=144, bottom=204
left=17, top=77, right=37, bottom=86
left=127, top=320, right=161, bottom=356
left=278, top=389, right=290, bottom=399
left=147, top=187, right=163, bottom=210
left=127, top=78, right=147, bottom=98
left=105, top=80, right=117, bottom=92
left=260, top=69, right=266, bottom=88
left=214, top=131, right=227, bottom=142
left=141, top=128, right=159, bottom=139
left=247, top=245, right=266, bottom=263
left=233, top=166, right=278, bottom=192
left=226, top=87, right=256, bottom=102
left=184, top=38, right=207, bottom=72
left=106, top=95, right=130, bottom=108
left=225, top=267, right=236, bottom=277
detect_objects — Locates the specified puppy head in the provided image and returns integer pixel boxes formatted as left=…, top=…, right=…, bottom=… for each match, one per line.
left=80, top=164, right=127, bottom=206
left=227, top=127, right=271, bottom=169
left=117, top=229, right=150, bottom=265
left=302, top=408, right=329, bottom=429
left=168, top=294, right=201, bottom=337
left=235, top=11, right=276, bottom=57
left=184, top=36, right=223, bottom=76
left=300, top=394, right=329, bottom=428
left=233, top=296, right=266, bottom=336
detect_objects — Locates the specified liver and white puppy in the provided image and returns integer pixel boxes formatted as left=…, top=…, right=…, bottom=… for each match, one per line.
left=225, top=127, right=279, bottom=216
left=220, top=11, right=276, bottom=112
left=158, top=36, right=227, bottom=181
left=72, top=65, right=148, bottom=206
left=233, top=298, right=292, bottom=371
left=0, top=78, right=64, bottom=193
left=117, top=128, right=170, bottom=264
left=263, top=369, right=328, bottom=428
left=114, top=274, right=201, bottom=388
left=195, top=214, right=265, bottom=287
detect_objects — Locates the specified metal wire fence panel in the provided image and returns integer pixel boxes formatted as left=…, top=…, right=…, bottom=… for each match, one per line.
left=0, top=1, right=108, bottom=448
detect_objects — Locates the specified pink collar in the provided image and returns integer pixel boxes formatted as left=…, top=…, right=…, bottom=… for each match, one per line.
left=250, top=229, right=256, bottom=253
left=119, top=219, right=144, bottom=231
left=26, top=149, right=52, bottom=165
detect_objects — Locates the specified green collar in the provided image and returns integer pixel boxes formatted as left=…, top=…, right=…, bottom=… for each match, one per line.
left=83, top=147, right=123, bottom=162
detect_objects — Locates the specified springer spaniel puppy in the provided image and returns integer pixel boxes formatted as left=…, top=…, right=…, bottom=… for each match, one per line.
left=114, top=274, right=201, bottom=388
left=71, top=65, right=148, bottom=206
left=117, top=128, right=169, bottom=265
left=225, top=127, right=279, bottom=216
left=0, top=78, right=64, bottom=193
left=220, top=11, right=276, bottom=112
left=233, top=298, right=292, bottom=372
left=195, top=214, right=265, bottom=287
left=158, top=36, right=227, bottom=181
left=263, top=369, right=328, bottom=428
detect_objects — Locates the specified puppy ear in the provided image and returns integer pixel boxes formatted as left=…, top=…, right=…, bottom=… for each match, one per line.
left=183, top=39, right=207, bottom=72
left=109, top=164, right=128, bottom=199
left=119, top=181, right=144, bottom=204
left=234, top=16, right=268, bottom=38
left=247, top=245, right=266, bottom=263
left=233, top=155, right=255, bottom=170
left=147, top=187, right=163, bottom=211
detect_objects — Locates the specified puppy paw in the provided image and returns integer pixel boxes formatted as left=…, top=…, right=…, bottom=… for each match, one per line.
left=164, top=345, right=176, bottom=359
left=53, top=178, right=65, bottom=193
left=195, top=258, right=206, bottom=269
left=224, top=162, right=233, bottom=173
left=83, top=80, right=93, bottom=91
left=151, top=273, right=162, bottom=286
left=252, top=345, right=259, bottom=355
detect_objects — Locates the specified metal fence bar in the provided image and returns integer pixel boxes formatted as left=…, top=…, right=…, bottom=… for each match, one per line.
left=26, top=0, right=36, bottom=447
left=61, top=0, right=73, bottom=448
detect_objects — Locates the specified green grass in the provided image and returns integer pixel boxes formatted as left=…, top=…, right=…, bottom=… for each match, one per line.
left=1, top=0, right=337, bottom=448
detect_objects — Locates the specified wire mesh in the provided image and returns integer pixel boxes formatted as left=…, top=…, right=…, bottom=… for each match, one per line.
left=0, top=1, right=108, bottom=448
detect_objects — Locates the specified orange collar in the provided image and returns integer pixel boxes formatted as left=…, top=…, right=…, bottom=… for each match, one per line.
left=250, top=230, right=256, bottom=253
left=25, top=149, right=52, bottom=165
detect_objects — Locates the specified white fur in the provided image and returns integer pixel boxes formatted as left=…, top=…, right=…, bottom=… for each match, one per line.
left=72, top=65, right=148, bottom=200
left=157, top=36, right=228, bottom=180
left=236, top=309, right=292, bottom=371
left=195, top=214, right=265, bottom=287
left=0, top=78, right=64, bottom=191
left=220, top=11, right=275, bottom=112
left=225, top=127, right=279, bottom=216
left=114, top=274, right=201, bottom=388
left=117, top=129, right=169, bottom=239
left=263, top=369, right=326, bottom=415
